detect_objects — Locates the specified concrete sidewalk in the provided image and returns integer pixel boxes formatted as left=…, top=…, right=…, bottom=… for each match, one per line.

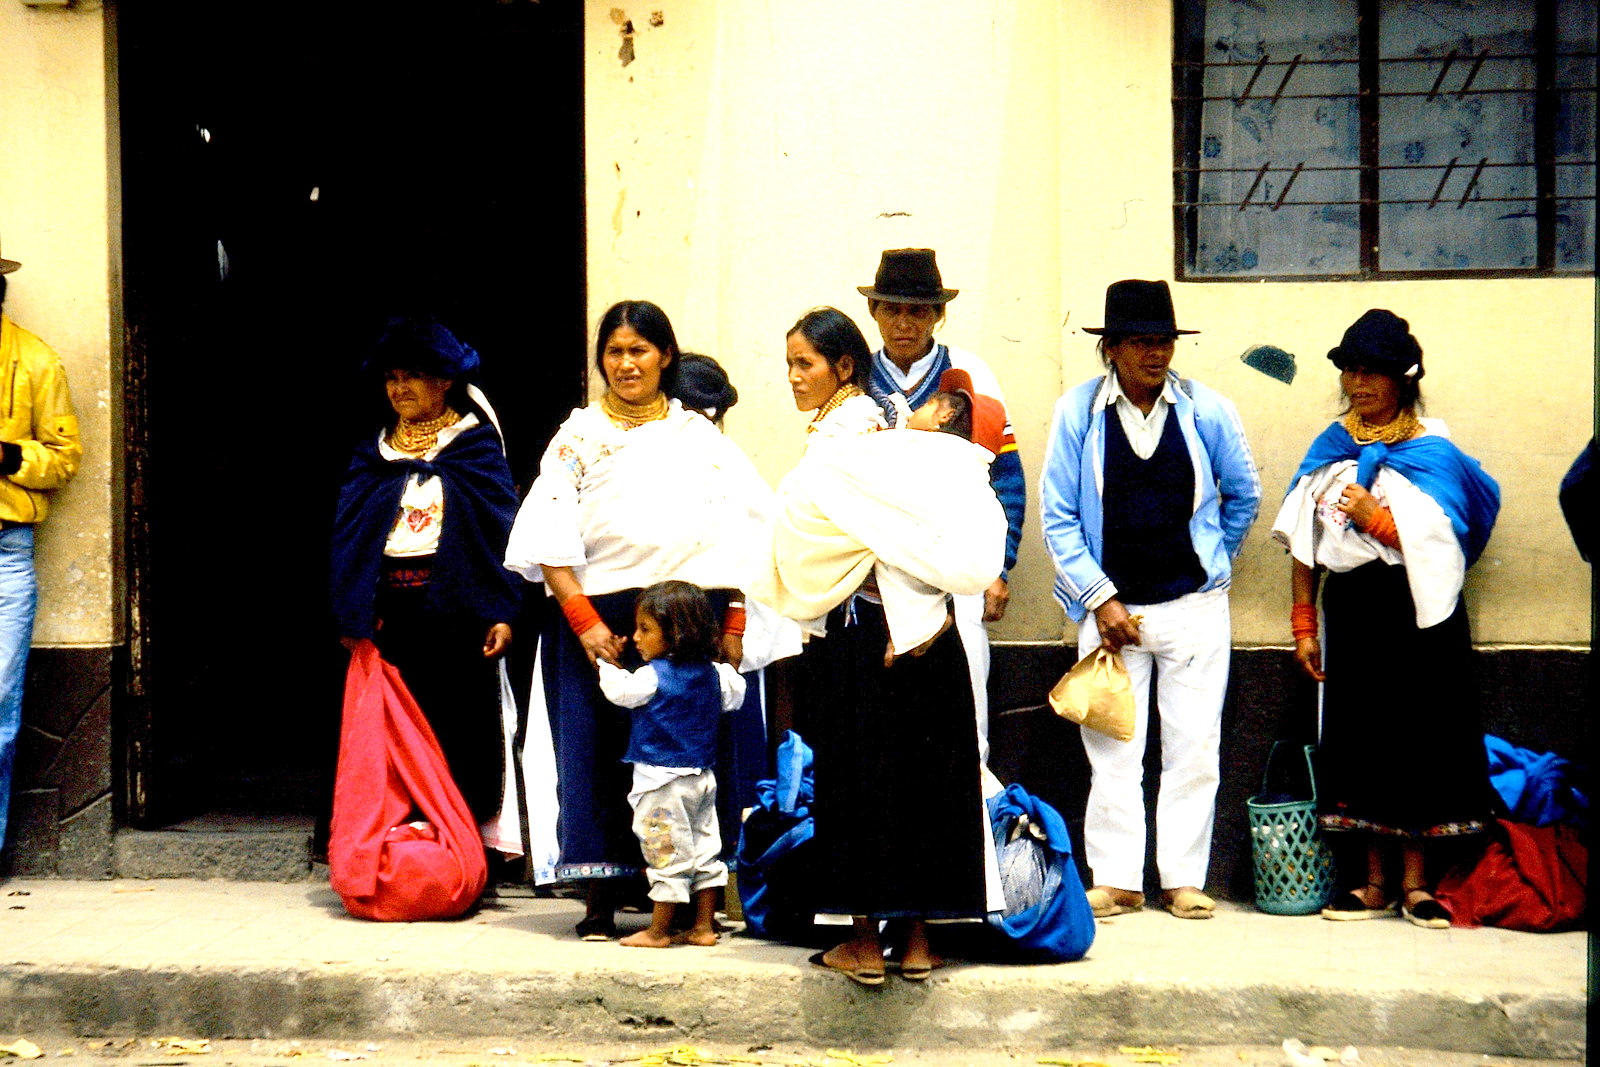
left=0, top=879, right=1585, bottom=1059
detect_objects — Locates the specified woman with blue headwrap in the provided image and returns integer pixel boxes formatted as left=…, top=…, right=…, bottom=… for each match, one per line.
left=1272, top=309, right=1500, bottom=930
left=331, top=317, right=522, bottom=825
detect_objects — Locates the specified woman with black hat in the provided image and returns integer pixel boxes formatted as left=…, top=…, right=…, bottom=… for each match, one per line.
left=858, top=249, right=1025, bottom=762
left=331, top=317, right=522, bottom=825
left=1040, top=280, right=1261, bottom=921
left=1272, top=309, right=1500, bottom=929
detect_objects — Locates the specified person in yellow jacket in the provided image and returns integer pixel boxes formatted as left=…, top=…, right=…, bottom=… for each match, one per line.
left=0, top=243, right=83, bottom=854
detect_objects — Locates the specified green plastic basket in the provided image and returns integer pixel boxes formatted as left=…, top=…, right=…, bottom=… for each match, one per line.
left=1247, top=742, right=1335, bottom=915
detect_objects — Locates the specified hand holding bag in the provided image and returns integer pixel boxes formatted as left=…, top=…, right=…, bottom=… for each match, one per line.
left=1048, top=647, right=1135, bottom=742
left=329, top=639, right=488, bottom=921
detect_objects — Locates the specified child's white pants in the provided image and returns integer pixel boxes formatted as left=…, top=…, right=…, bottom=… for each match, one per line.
left=1075, top=586, right=1230, bottom=892
left=628, top=768, right=728, bottom=904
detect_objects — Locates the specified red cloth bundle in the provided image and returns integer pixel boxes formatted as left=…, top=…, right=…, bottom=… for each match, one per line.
left=1436, top=819, right=1586, bottom=932
left=329, top=640, right=488, bottom=921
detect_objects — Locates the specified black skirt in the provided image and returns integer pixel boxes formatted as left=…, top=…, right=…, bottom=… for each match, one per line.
left=372, top=562, right=504, bottom=824
left=1316, top=561, right=1492, bottom=838
left=798, top=599, right=988, bottom=919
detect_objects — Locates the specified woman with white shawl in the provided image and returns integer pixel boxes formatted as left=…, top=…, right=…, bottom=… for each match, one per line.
left=755, top=307, right=1005, bottom=985
left=496, top=300, right=775, bottom=940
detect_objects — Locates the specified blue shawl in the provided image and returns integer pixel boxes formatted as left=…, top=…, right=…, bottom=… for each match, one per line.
left=1288, top=421, right=1501, bottom=565
left=331, top=419, right=522, bottom=638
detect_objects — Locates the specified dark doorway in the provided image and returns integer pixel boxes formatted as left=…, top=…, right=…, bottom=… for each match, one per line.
left=117, top=1, right=585, bottom=828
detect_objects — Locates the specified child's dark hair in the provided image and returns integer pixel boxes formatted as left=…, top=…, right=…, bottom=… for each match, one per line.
left=930, top=391, right=973, bottom=440
left=635, top=580, right=720, bottom=663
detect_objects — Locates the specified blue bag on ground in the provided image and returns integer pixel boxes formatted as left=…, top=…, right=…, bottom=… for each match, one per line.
left=983, top=783, right=1095, bottom=962
left=735, top=730, right=822, bottom=944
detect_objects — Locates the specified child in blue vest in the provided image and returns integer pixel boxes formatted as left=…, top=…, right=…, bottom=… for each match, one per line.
left=596, top=580, right=746, bottom=947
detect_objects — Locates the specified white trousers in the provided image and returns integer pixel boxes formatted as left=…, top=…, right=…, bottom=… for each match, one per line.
left=1076, top=586, right=1230, bottom=891
left=628, top=769, right=728, bottom=904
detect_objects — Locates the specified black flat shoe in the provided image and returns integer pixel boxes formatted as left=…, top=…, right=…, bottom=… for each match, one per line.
left=1320, top=883, right=1395, bottom=921
left=1401, top=888, right=1452, bottom=929
left=575, top=913, right=618, bottom=941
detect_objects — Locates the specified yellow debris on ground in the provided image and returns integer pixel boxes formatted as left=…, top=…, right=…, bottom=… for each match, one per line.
left=0, top=1039, right=44, bottom=1060
left=149, top=1036, right=213, bottom=1055
left=1118, top=1047, right=1183, bottom=1065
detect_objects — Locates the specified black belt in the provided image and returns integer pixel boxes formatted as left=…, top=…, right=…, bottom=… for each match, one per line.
left=0, top=520, right=32, bottom=531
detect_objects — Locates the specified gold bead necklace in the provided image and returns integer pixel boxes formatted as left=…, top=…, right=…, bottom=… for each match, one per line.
left=807, top=384, right=864, bottom=432
left=1343, top=408, right=1422, bottom=446
left=388, top=408, right=461, bottom=455
left=600, top=390, right=669, bottom=429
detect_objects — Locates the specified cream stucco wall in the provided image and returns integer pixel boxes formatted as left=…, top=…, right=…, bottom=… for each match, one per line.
left=585, top=0, right=1593, bottom=648
left=0, top=1, right=117, bottom=646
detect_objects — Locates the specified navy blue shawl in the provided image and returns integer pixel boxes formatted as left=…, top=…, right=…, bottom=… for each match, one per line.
left=332, top=420, right=522, bottom=638
left=1288, top=421, right=1501, bottom=566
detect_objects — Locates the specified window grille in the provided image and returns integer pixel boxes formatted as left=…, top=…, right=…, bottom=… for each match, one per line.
left=1175, top=0, right=1596, bottom=279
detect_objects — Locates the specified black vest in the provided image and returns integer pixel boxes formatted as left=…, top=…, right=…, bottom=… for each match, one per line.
left=1100, top=403, right=1206, bottom=606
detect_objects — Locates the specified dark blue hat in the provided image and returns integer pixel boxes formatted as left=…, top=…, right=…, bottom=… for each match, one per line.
left=1083, top=279, right=1197, bottom=336
left=1327, top=309, right=1423, bottom=380
left=367, top=317, right=480, bottom=379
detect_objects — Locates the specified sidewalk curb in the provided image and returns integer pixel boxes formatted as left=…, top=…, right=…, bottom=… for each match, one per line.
left=1, top=962, right=1584, bottom=1058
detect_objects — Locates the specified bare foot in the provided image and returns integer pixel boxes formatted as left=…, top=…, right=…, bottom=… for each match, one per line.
left=674, top=927, right=718, bottom=946
left=619, top=929, right=674, bottom=948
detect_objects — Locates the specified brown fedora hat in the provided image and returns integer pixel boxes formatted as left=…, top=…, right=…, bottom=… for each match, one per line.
left=0, top=235, right=19, bottom=275
left=1082, top=279, right=1197, bottom=336
left=857, top=248, right=958, bottom=305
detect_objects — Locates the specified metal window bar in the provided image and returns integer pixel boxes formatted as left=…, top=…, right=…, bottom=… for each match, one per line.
left=1174, top=51, right=1597, bottom=68
left=1177, top=195, right=1595, bottom=209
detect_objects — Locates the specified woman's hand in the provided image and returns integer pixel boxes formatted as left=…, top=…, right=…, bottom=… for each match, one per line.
left=718, top=632, right=744, bottom=669
left=482, top=623, right=512, bottom=659
left=1294, top=636, right=1325, bottom=682
left=580, top=624, right=625, bottom=666
left=884, top=607, right=955, bottom=667
left=1093, top=598, right=1142, bottom=653
left=982, top=577, right=1010, bottom=622
left=1336, top=483, right=1380, bottom=527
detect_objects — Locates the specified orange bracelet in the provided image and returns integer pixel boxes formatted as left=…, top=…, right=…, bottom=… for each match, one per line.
left=1290, top=603, right=1318, bottom=640
left=1361, top=506, right=1400, bottom=548
left=560, top=594, right=603, bottom=636
left=722, top=604, right=747, bottom=637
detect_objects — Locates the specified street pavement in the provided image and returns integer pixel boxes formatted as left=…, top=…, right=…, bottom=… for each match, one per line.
left=0, top=879, right=1585, bottom=1061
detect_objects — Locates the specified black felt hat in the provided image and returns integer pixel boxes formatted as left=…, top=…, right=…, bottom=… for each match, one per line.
left=1327, top=309, right=1424, bottom=380
left=1082, top=279, right=1197, bottom=336
left=857, top=248, right=959, bottom=305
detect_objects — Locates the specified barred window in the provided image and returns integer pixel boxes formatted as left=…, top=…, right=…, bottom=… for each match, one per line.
left=1175, top=0, right=1596, bottom=279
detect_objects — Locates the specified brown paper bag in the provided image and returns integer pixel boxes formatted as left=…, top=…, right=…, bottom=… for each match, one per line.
left=1048, top=647, right=1135, bottom=742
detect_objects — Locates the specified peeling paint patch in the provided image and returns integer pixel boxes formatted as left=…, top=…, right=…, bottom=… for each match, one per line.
left=1242, top=343, right=1297, bottom=384
left=876, top=211, right=912, bottom=218
left=649, top=10, right=665, bottom=27
left=610, top=9, right=636, bottom=66
left=613, top=188, right=628, bottom=238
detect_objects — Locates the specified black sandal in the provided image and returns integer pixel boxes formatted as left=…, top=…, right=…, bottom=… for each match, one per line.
left=1320, top=882, right=1395, bottom=921
left=1401, top=887, right=1451, bottom=929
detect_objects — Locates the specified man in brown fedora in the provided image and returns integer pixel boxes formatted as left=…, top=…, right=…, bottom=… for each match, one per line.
left=859, top=248, right=1024, bottom=761
left=0, top=240, right=83, bottom=856
left=1040, top=280, right=1260, bottom=920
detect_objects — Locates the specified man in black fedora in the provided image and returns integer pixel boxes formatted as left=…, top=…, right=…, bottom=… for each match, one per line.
left=0, top=238, right=83, bottom=857
left=1040, top=279, right=1260, bottom=921
left=859, top=248, right=1025, bottom=763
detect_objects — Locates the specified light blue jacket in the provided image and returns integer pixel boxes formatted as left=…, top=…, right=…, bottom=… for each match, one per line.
left=1040, top=372, right=1261, bottom=621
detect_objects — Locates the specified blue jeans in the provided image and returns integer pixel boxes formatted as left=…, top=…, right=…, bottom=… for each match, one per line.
left=0, top=526, right=38, bottom=852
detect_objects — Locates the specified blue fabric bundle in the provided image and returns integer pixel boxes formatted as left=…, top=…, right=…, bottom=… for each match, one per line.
left=984, top=784, right=1095, bottom=963
left=735, top=731, right=821, bottom=943
left=1485, top=734, right=1588, bottom=829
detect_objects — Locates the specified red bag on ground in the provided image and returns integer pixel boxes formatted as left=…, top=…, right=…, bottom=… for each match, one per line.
left=1435, top=819, right=1587, bottom=932
left=328, top=639, right=488, bottom=921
